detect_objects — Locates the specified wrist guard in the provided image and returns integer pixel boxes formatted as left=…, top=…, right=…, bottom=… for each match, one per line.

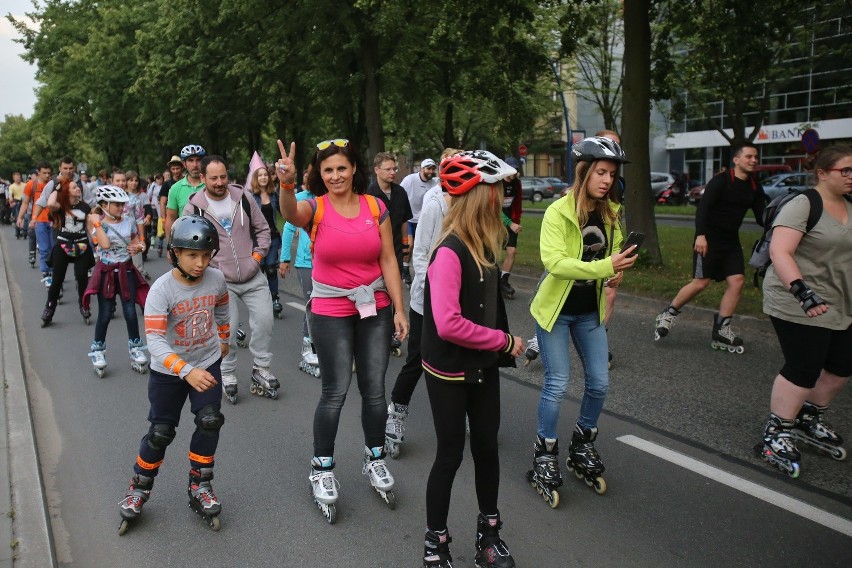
left=789, top=279, right=826, bottom=313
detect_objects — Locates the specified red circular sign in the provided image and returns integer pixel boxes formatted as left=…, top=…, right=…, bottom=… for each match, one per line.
left=518, top=144, right=528, bottom=157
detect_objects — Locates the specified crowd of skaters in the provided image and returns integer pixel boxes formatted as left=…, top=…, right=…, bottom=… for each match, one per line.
left=2, top=137, right=849, bottom=567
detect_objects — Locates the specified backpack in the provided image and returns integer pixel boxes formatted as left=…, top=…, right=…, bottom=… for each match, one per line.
left=309, top=194, right=381, bottom=255
left=748, top=188, right=821, bottom=287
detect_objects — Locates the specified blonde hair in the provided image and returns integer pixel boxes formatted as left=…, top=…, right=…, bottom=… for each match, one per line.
left=440, top=148, right=465, bottom=161
left=251, top=167, right=274, bottom=195
left=435, top=183, right=506, bottom=277
left=569, top=160, right=619, bottom=227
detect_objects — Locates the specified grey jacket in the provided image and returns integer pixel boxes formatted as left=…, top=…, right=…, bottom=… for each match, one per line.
left=184, top=184, right=271, bottom=284
left=410, top=185, right=449, bottom=314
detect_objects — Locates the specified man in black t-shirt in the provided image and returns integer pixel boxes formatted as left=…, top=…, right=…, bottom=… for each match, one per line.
left=368, top=152, right=413, bottom=277
left=654, top=143, right=767, bottom=350
left=156, top=155, right=185, bottom=254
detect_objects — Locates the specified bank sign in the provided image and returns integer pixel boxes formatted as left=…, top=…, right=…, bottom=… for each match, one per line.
left=665, top=117, right=852, bottom=150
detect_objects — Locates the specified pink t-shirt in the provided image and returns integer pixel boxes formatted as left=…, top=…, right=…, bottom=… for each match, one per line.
left=310, top=195, right=391, bottom=317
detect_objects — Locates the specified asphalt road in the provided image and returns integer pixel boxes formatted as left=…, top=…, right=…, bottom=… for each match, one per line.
left=3, top=229, right=850, bottom=567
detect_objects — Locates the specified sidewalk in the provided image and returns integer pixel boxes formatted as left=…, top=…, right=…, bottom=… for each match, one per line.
left=0, top=231, right=56, bottom=568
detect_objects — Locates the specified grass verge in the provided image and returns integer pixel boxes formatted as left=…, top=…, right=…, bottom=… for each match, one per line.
left=513, top=215, right=765, bottom=317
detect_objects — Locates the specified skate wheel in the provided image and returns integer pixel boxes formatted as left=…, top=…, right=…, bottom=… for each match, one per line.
left=565, top=460, right=574, bottom=472
left=118, top=519, right=130, bottom=536
left=654, top=332, right=661, bottom=341
left=388, top=444, right=400, bottom=459
left=727, top=346, right=736, bottom=353
left=736, top=346, right=745, bottom=354
left=209, top=516, right=221, bottom=531
left=95, top=369, right=105, bottom=379
left=268, top=389, right=278, bottom=400
left=84, top=318, right=91, bottom=325
left=574, top=470, right=584, bottom=480
left=593, top=477, right=607, bottom=495
left=391, top=348, right=401, bottom=357
left=249, top=384, right=257, bottom=395
left=830, top=446, right=847, bottom=462
left=40, top=321, right=48, bottom=328
left=325, top=503, right=337, bottom=524
left=384, top=490, right=397, bottom=510
left=788, top=462, right=800, bottom=479
left=548, top=490, right=560, bottom=509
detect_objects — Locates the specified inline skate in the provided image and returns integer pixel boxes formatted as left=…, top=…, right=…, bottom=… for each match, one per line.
left=566, top=424, right=607, bottom=494
left=128, top=338, right=148, bottom=374
left=755, top=413, right=801, bottom=477
left=28, top=250, right=35, bottom=268
left=309, top=457, right=338, bottom=524
left=235, top=327, right=247, bottom=348
left=791, top=402, right=847, bottom=461
left=390, top=334, right=402, bottom=357
left=40, top=300, right=56, bottom=327
left=222, top=375, right=238, bottom=405
left=499, top=273, right=515, bottom=300
left=79, top=300, right=91, bottom=325
left=89, top=341, right=107, bottom=378
left=526, top=436, right=562, bottom=508
left=654, top=305, right=680, bottom=341
left=40, top=271, right=52, bottom=288
left=249, top=366, right=279, bottom=399
left=523, top=335, right=539, bottom=366
left=423, top=528, right=453, bottom=568
left=474, top=512, right=515, bottom=568
left=188, top=468, right=221, bottom=531
left=272, top=295, right=284, bottom=319
left=711, top=313, right=744, bottom=354
left=118, top=474, right=153, bottom=535
left=385, top=403, right=408, bottom=459
left=363, top=446, right=396, bottom=509
left=298, top=336, right=320, bottom=377
left=402, top=266, right=412, bottom=288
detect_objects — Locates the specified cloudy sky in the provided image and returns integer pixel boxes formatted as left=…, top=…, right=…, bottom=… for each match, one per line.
left=1, top=0, right=39, bottom=118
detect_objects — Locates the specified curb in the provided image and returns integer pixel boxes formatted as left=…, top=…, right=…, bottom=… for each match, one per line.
left=0, top=232, right=57, bottom=568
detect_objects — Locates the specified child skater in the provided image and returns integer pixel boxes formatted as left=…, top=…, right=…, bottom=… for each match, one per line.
left=83, top=185, right=150, bottom=378
left=420, top=151, right=524, bottom=568
left=117, top=214, right=230, bottom=534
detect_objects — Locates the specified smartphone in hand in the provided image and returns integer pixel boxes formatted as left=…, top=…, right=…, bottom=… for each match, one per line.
left=620, top=231, right=645, bottom=258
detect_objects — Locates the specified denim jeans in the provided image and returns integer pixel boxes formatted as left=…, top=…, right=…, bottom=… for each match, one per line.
left=536, top=311, right=609, bottom=439
left=311, top=306, right=392, bottom=456
left=35, top=221, right=53, bottom=273
left=94, top=267, right=140, bottom=344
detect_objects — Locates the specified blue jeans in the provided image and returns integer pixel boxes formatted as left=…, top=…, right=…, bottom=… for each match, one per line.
left=35, top=221, right=54, bottom=273
left=536, top=311, right=609, bottom=439
left=310, top=306, right=392, bottom=456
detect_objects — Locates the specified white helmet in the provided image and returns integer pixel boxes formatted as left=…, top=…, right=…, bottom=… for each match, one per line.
left=96, top=185, right=130, bottom=204
left=439, top=150, right=517, bottom=195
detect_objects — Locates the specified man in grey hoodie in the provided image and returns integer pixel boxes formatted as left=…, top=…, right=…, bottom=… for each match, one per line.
left=185, top=156, right=279, bottom=404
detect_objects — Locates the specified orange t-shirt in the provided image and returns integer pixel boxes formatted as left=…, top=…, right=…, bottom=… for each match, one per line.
left=24, top=180, right=50, bottom=222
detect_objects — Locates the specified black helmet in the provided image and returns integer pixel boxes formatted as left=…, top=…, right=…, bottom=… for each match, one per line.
left=571, top=136, right=630, bottom=164
left=169, top=215, right=219, bottom=252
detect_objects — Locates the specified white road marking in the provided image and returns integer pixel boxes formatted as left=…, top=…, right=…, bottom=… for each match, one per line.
left=617, top=435, right=852, bottom=537
left=286, top=302, right=306, bottom=312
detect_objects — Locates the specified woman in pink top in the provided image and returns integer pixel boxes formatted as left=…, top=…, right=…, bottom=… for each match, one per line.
left=276, top=138, right=409, bottom=523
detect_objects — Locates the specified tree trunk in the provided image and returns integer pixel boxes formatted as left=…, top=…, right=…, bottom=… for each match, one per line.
left=621, top=0, right=661, bottom=265
left=361, top=35, right=384, bottom=163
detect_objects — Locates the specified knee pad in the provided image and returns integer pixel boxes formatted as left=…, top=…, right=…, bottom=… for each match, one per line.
left=265, top=265, right=278, bottom=279
left=194, top=405, right=224, bottom=435
left=147, top=423, right=176, bottom=451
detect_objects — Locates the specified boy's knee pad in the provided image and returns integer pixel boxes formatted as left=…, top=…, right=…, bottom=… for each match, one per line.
left=195, top=405, right=224, bottom=435
left=147, top=423, right=176, bottom=450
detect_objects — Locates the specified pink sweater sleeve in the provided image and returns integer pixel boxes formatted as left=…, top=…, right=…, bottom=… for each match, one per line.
left=427, top=247, right=511, bottom=352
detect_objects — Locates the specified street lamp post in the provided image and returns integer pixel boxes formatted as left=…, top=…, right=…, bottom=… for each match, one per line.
left=548, top=58, right=573, bottom=183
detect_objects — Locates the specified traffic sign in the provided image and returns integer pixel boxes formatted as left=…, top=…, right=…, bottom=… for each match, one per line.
left=518, top=144, right=528, bottom=157
left=801, top=128, right=820, bottom=153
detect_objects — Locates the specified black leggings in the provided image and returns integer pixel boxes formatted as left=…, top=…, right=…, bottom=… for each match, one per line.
left=425, top=369, right=501, bottom=531
left=48, top=245, right=93, bottom=304
left=390, top=309, right=423, bottom=406
left=770, top=316, right=852, bottom=388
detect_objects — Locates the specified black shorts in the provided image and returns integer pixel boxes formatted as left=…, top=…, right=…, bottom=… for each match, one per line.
left=692, top=241, right=744, bottom=282
left=504, top=229, right=518, bottom=249
left=770, top=317, right=852, bottom=389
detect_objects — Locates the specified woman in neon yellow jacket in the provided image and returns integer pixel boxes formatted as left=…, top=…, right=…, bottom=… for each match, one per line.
left=528, top=137, right=639, bottom=503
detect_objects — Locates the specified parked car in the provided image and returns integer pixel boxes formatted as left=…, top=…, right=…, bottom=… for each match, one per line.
left=753, top=164, right=792, bottom=182
left=761, top=172, right=813, bottom=201
left=520, top=177, right=555, bottom=202
left=542, top=177, right=569, bottom=194
left=688, top=171, right=811, bottom=205
left=650, top=172, right=675, bottom=199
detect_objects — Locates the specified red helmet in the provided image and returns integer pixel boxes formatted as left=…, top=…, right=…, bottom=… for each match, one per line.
left=439, top=150, right=517, bottom=196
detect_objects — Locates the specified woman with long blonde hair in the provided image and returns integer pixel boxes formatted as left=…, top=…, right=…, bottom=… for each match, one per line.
left=419, top=151, right=524, bottom=568
left=527, top=137, right=637, bottom=506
